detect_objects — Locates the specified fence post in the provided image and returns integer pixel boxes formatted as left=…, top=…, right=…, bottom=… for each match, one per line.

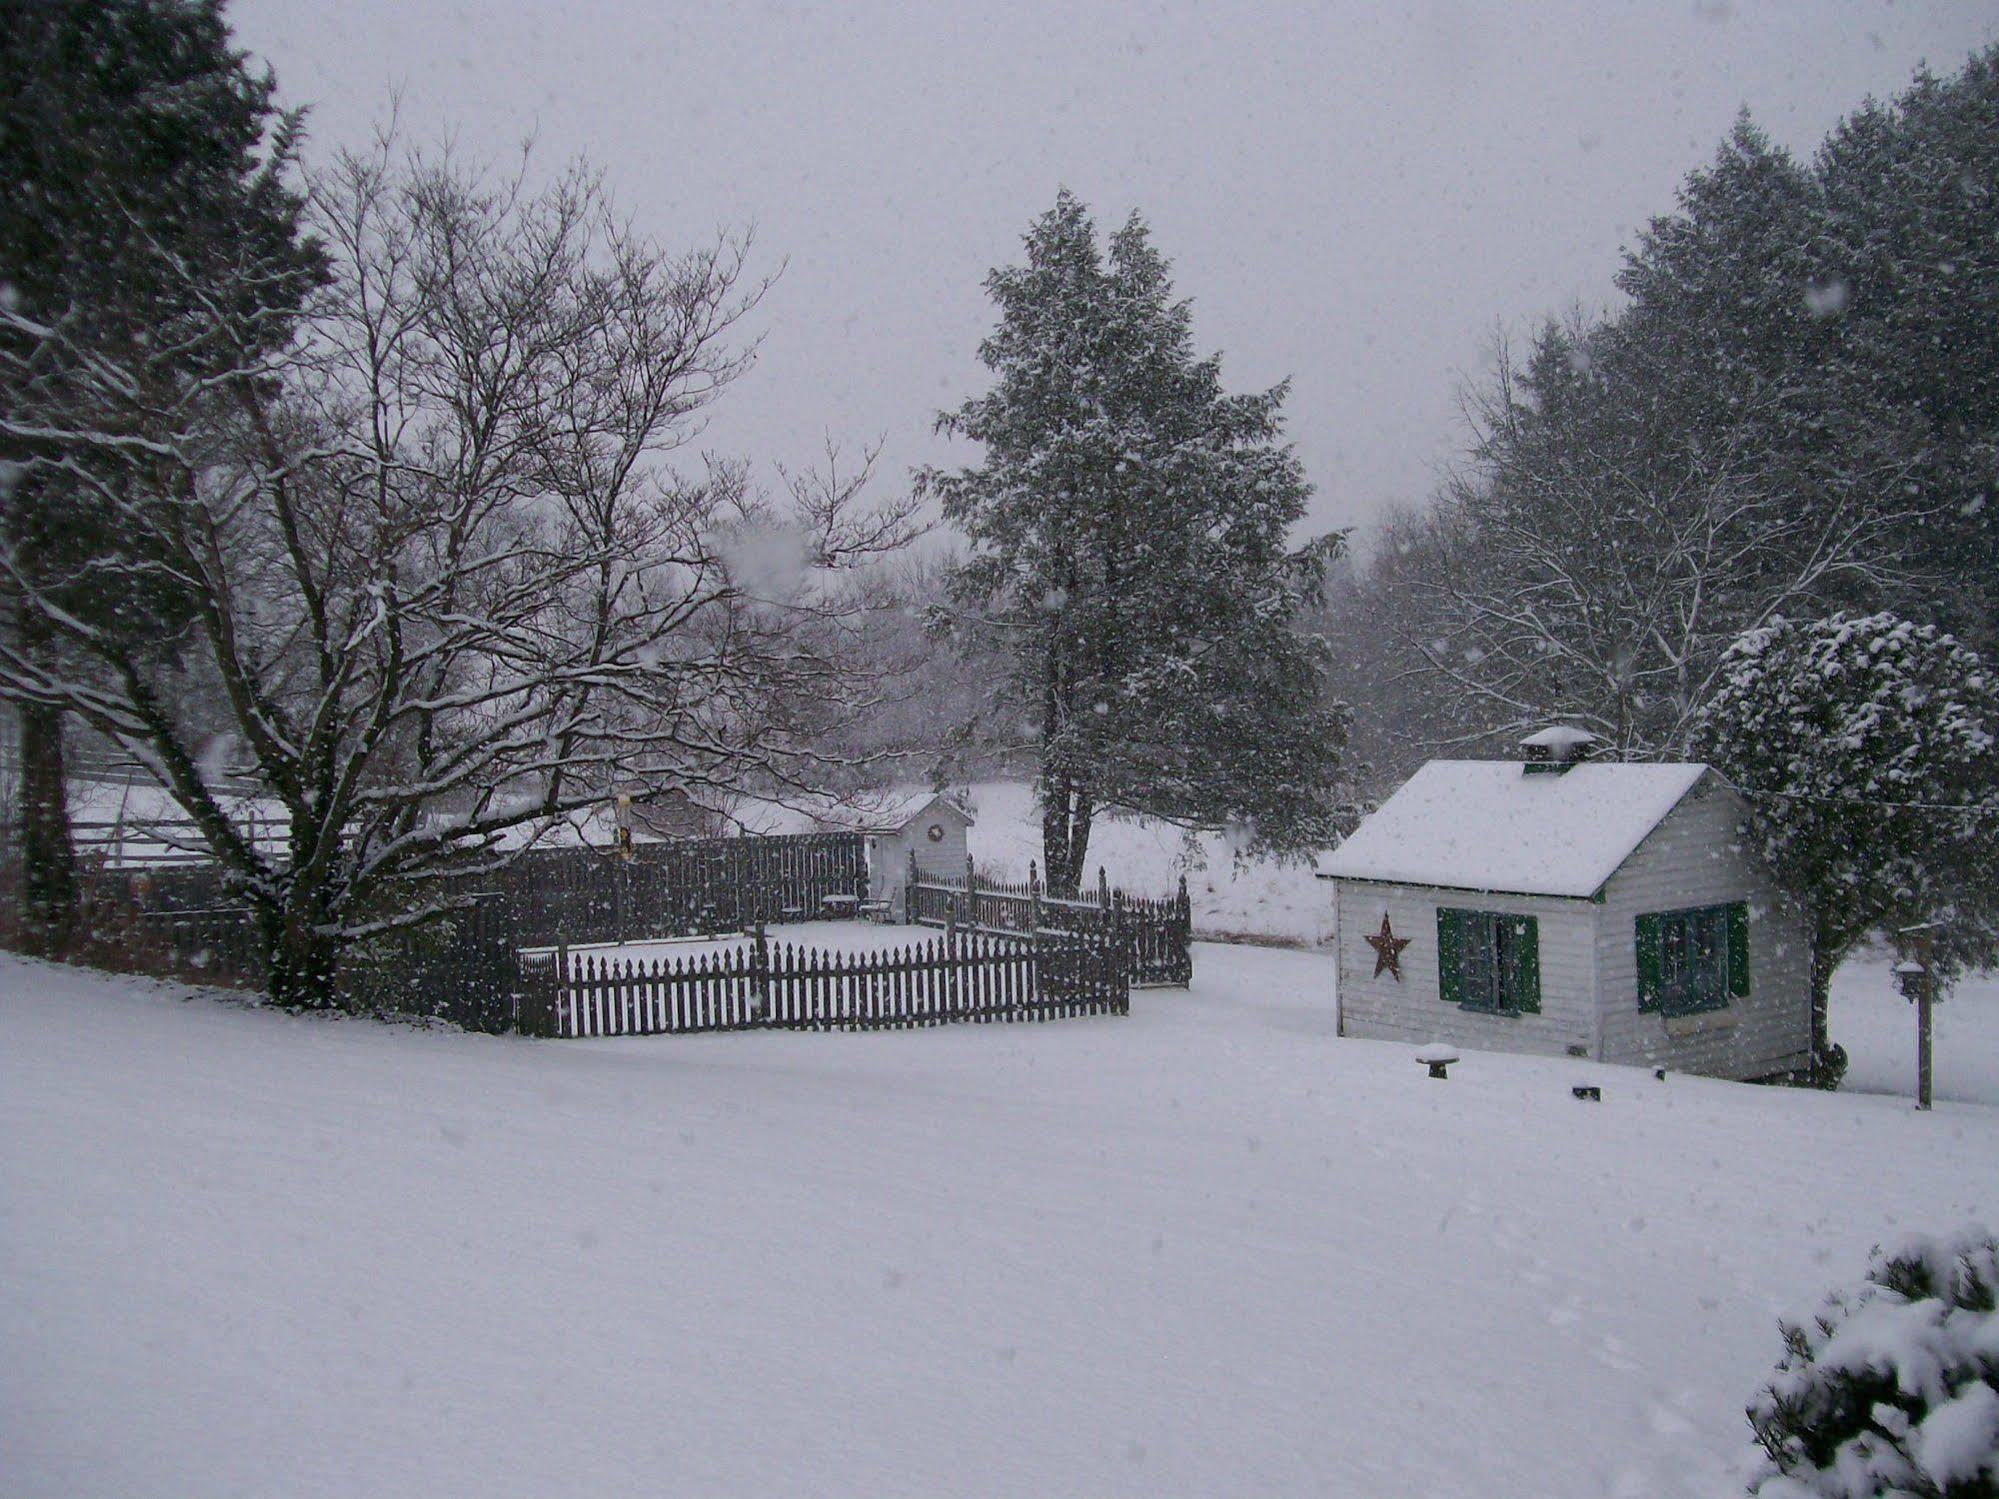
left=1030, top=860, right=1042, bottom=936
left=965, top=852, right=978, bottom=929
left=555, top=940, right=572, bottom=1036
left=1097, top=865, right=1110, bottom=910
left=1111, top=889, right=1126, bottom=1012
left=751, top=918, right=770, bottom=1020
left=1176, top=872, right=1193, bottom=985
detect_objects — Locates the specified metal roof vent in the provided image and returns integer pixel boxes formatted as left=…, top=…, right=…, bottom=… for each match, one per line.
left=1520, top=725, right=1599, bottom=776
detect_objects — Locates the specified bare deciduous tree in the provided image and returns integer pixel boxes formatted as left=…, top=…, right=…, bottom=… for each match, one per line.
left=0, top=136, right=917, bottom=1005
left=1395, top=323, right=1923, bottom=759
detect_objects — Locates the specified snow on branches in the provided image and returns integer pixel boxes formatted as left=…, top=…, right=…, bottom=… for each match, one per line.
left=0, top=134, right=916, bottom=1003
left=1694, top=611, right=1999, bottom=1082
left=1748, top=1226, right=1999, bottom=1496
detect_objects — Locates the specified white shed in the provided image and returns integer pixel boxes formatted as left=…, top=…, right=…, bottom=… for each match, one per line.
left=1317, top=732, right=1811, bottom=1081
left=800, top=791, right=973, bottom=918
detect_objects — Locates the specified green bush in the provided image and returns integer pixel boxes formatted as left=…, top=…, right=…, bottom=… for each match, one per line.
left=1748, top=1228, right=1999, bottom=1495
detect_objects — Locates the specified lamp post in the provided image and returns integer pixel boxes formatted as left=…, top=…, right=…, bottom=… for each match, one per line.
left=1894, top=922, right=1942, bottom=1112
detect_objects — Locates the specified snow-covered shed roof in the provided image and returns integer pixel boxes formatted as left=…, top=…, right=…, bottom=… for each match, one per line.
left=821, top=790, right=970, bottom=835
left=1315, top=760, right=1711, bottom=899
left=743, top=790, right=972, bottom=836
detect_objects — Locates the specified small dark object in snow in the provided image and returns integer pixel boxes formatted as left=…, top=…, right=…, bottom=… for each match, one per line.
left=1572, top=1085, right=1602, bottom=1101
left=1654, top=1068, right=1667, bottom=1081
left=1414, top=1043, right=1459, bottom=1079
left=1565, top=1043, right=1588, bottom=1058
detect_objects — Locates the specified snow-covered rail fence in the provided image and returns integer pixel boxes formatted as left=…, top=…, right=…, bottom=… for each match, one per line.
left=515, top=926, right=1129, bottom=1038
left=907, top=864, right=1193, bottom=987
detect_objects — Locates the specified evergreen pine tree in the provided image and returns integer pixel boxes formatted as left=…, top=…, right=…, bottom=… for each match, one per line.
left=920, top=190, right=1347, bottom=893
left=0, top=0, right=322, bottom=952
left=1693, top=612, right=1999, bottom=1086
left=1812, top=48, right=1999, bottom=654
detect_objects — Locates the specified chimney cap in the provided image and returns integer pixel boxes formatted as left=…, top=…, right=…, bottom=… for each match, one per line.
left=1520, top=725, right=1599, bottom=753
left=1520, top=725, right=1599, bottom=774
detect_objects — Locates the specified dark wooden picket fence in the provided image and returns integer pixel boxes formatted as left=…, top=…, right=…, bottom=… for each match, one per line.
left=78, top=878, right=521, bottom=1031
left=485, top=834, right=866, bottom=948
left=73, top=833, right=870, bottom=1030
left=907, top=860, right=1193, bottom=988
left=516, top=925, right=1129, bottom=1038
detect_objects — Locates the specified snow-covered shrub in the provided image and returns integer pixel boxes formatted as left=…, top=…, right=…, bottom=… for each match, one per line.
left=1747, top=1226, right=1999, bottom=1496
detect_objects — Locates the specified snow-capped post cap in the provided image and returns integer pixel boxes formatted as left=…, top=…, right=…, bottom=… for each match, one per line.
left=1414, top=1042, right=1459, bottom=1080
left=1520, top=725, right=1600, bottom=776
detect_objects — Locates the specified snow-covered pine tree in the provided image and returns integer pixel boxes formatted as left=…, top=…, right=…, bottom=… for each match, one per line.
left=1693, top=612, right=1999, bottom=1087
left=1812, top=47, right=1999, bottom=658
left=0, top=0, right=324, bottom=955
left=1747, top=1227, right=1999, bottom=1496
left=919, top=190, right=1348, bottom=894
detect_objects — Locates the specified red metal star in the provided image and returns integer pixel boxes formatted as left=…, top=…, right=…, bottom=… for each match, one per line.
left=1365, top=912, right=1411, bottom=981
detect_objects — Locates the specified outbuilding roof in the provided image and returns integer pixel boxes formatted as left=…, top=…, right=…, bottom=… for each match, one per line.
left=1315, top=759, right=1711, bottom=899
left=742, top=789, right=971, bottom=836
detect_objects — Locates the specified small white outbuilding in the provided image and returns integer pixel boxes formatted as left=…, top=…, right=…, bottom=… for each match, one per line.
left=794, top=791, right=974, bottom=919
left=1317, top=730, right=1812, bottom=1081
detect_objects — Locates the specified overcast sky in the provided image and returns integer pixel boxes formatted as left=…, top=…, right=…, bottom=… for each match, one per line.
left=233, top=0, right=1996, bottom=545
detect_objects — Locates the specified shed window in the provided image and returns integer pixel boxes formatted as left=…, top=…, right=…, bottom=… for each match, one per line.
left=1637, top=902, right=1748, bottom=1016
left=1437, top=908, right=1541, bottom=1015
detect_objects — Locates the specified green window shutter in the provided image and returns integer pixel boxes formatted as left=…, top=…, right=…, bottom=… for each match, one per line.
left=1727, top=901, right=1750, bottom=998
left=1509, top=915, right=1541, bottom=1013
left=1436, top=908, right=1464, bottom=1005
left=1636, top=913, right=1663, bottom=1012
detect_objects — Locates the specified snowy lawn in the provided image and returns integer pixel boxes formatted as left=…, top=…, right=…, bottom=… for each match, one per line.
left=2, top=948, right=1993, bottom=1498
left=524, top=919, right=939, bottom=975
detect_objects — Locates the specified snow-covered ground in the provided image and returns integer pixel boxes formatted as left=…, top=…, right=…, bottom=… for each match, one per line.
left=3, top=946, right=1992, bottom=1498
left=525, top=920, right=941, bottom=974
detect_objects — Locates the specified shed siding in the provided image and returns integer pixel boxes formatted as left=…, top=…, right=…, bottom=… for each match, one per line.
left=873, top=802, right=971, bottom=915
left=912, top=808, right=970, bottom=881
left=1335, top=881, right=1598, bottom=1059
left=1595, top=775, right=1812, bottom=1080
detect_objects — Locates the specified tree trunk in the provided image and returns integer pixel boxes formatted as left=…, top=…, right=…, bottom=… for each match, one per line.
left=1041, top=770, right=1075, bottom=896
left=1066, top=792, right=1093, bottom=897
left=262, top=899, right=341, bottom=1011
left=1806, top=937, right=1847, bottom=1090
left=16, top=697, right=79, bottom=956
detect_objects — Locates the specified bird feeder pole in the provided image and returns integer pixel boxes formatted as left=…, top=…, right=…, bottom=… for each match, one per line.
left=1895, top=922, right=1942, bottom=1112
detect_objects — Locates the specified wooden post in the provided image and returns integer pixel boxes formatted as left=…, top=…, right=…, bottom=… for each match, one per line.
left=1913, top=924, right=1935, bottom=1113
left=1111, top=887, right=1129, bottom=1003
left=1176, top=872, right=1193, bottom=984
left=1097, top=865, right=1110, bottom=910
left=965, top=852, right=978, bottom=929
left=1897, top=921, right=1941, bottom=1112
left=751, top=918, right=770, bottom=1020
left=1919, top=971, right=1934, bottom=1113
left=555, top=940, right=571, bottom=1037
left=1030, top=860, right=1043, bottom=936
